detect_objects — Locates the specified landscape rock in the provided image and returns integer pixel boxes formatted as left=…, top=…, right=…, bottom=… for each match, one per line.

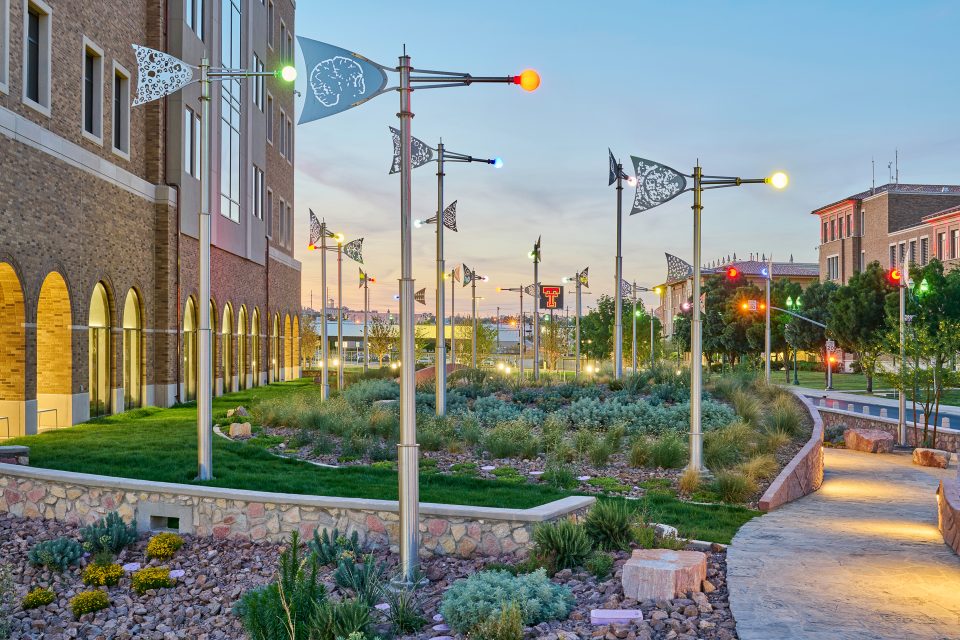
left=843, top=428, right=895, bottom=453
left=913, top=447, right=949, bottom=469
left=622, top=549, right=707, bottom=601
left=229, top=422, right=252, bottom=437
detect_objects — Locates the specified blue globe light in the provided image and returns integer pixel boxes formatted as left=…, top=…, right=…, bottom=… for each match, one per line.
left=492, top=157, right=504, bottom=169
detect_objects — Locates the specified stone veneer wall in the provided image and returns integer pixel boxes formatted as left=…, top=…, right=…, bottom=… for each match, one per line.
left=758, top=392, right=824, bottom=512
left=817, top=406, right=960, bottom=453
left=0, top=464, right=593, bottom=559
left=937, top=478, right=960, bottom=556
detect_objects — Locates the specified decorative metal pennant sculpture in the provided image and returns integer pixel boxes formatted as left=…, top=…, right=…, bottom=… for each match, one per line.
left=343, top=238, right=364, bottom=263
left=665, top=252, right=694, bottom=281
left=452, top=265, right=461, bottom=282
left=523, top=284, right=537, bottom=297
left=607, top=149, right=618, bottom=187
left=297, top=38, right=390, bottom=123
left=620, top=279, right=634, bottom=298
left=131, top=45, right=194, bottom=106
left=578, top=267, right=589, bottom=288
left=630, top=157, right=689, bottom=214
left=309, top=210, right=324, bottom=247
left=389, top=126, right=435, bottom=175
left=358, top=268, right=367, bottom=288
left=462, top=264, right=474, bottom=287
left=414, top=288, right=426, bottom=305
left=442, top=201, right=458, bottom=232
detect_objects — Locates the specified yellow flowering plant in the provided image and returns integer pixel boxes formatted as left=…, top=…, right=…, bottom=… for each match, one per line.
left=145, top=532, right=184, bottom=561
left=82, top=562, right=124, bottom=587
left=131, top=567, right=173, bottom=595
left=70, top=590, right=109, bottom=618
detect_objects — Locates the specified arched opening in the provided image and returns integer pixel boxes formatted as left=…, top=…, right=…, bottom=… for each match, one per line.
left=122, top=289, right=143, bottom=409
left=292, top=315, right=300, bottom=379
left=37, top=272, right=72, bottom=430
left=283, top=314, right=292, bottom=380
left=237, top=306, right=248, bottom=390
left=251, top=308, right=261, bottom=387
left=222, top=303, right=234, bottom=393
left=88, top=282, right=111, bottom=418
left=272, top=313, right=280, bottom=381
left=182, top=297, right=198, bottom=402
left=209, top=300, right=218, bottom=395
left=0, top=263, right=26, bottom=438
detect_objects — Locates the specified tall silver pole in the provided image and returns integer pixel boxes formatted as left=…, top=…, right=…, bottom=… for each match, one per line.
left=196, top=58, right=213, bottom=480
left=435, top=144, right=446, bottom=415
left=450, top=271, right=456, bottom=366
left=575, top=278, right=581, bottom=379
left=689, top=164, right=705, bottom=472
left=471, top=279, right=477, bottom=368
left=519, top=288, right=524, bottom=379
left=363, top=279, right=369, bottom=374
left=337, top=243, right=344, bottom=390
left=614, top=166, right=624, bottom=379
left=764, top=256, right=772, bottom=384
left=898, top=262, right=907, bottom=445
left=631, top=283, right=638, bottom=374
left=396, top=53, right=419, bottom=584
left=320, top=225, right=329, bottom=400
left=649, top=304, right=655, bottom=370
left=533, top=259, right=540, bottom=380
left=496, top=306, right=500, bottom=354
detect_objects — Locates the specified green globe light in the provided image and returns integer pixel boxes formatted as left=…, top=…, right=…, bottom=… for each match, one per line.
left=919, top=278, right=930, bottom=295
left=786, top=296, right=794, bottom=308
left=278, top=65, right=297, bottom=82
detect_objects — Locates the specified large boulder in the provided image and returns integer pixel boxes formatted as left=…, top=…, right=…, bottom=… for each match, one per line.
left=843, top=428, right=895, bottom=453
left=621, top=549, right=707, bottom=601
left=229, top=422, right=252, bottom=438
left=913, top=447, right=949, bottom=469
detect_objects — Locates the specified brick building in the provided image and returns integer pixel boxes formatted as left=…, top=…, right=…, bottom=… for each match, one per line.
left=811, top=183, right=960, bottom=283
left=0, top=0, right=300, bottom=438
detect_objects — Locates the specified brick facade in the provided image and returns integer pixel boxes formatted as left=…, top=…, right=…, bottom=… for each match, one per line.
left=0, top=0, right=300, bottom=437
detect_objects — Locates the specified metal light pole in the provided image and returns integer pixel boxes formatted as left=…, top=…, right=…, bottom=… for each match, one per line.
left=563, top=268, right=588, bottom=379
left=610, top=152, right=626, bottom=380
left=337, top=241, right=344, bottom=390
left=531, top=238, right=541, bottom=380
left=496, top=306, right=500, bottom=354
left=450, top=267, right=458, bottom=367
left=898, top=259, right=907, bottom=445
left=320, top=225, right=330, bottom=399
left=361, top=269, right=373, bottom=373
left=627, top=155, right=787, bottom=473
left=764, top=256, right=772, bottom=384
left=498, top=285, right=527, bottom=379
left=632, top=282, right=638, bottom=374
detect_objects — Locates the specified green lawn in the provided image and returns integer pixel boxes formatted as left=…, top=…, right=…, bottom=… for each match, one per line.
left=7, top=381, right=757, bottom=543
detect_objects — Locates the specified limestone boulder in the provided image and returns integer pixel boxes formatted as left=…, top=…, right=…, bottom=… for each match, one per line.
left=229, top=422, right=252, bottom=438
left=843, top=428, right=894, bottom=453
left=913, top=447, right=949, bottom=469
left=621, top=548, right=707, bottom=601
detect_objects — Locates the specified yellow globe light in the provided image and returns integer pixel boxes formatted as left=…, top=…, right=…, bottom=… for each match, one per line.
left=654, top=286, right=662, bottom=295
left=334, top=232, right=345, bottom=244
left=767, top=171, right=789, bottom=189
left=515, top=69, right=540, bottom=92
left=278, top=65, right=297, bottom=83
left=504, top=366, right=511, bottom=374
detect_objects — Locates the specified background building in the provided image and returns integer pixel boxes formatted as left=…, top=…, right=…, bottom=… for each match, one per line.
left=812, top=183, right=960, bottom=283
left=0, top=0, right=299, bottom=438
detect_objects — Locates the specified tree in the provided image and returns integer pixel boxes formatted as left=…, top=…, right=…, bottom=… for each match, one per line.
left=455, top=323, right=497, bottom=366
left=541, top=315, right=571, bottom=370
left=299, top=313, right=320, bottom=368
left=579, top=294, right=657, bottom=368
left=827, top=261, right=893, bottom=393
left=414, top=325, right=430, bottom=366
left=368, top=315, right=395, bottom=365
left=784, top=280, right=838, bottom=382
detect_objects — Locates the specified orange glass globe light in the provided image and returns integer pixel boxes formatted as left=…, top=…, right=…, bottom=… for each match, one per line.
left=516, top=69, right=540, bottom=92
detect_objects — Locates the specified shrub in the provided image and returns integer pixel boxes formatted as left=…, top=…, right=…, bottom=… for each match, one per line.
left=572, top=429, right=596, bottom=457
left=367, top=409, right=399, bottom=440
left=542, top=460, right=577, bottom=490
left=472, top=395, right=521, bottom=427
left=457, top=416, right=483, bottom=446
left=80, top=512, right=139, bottom=555
left=633, top=524, right=656, bottom=549
left=418, top=415, right=456, bottom=452
left=21, top=586, right=55, bottom=610
left=469, top=601, right=523, bottom=640
left=311, top=434, right=336, bottom=456
left=82, top=563, right=124, bottom=587
left=343, top=379, right=400, bottom=407
left=656, top=533, right=688, bottom=551
left=584, top=500, right=635, bottom=551
left=451, top=462, right=478, bottom=477
left=131, top=567, right=173, bottom=595
left=587, top=477, right=631, bottom=493
left=678, top=468, right=702, bottom=494
left=234, top=532, right=326, bottom=640
left=440, top=569, right=574, bottom=634
left=587, top=439, right=614, bottom=467
left=385, top=583, right=426, bottom=634
left=70, top=590, right=109, bottom=618
left=713, top=470, right=757, bottom=503
left=310, top=528, right=361, bottom=567
left=585, top=552, right=614, bottom=579
left=541, top=414, right=567, bottom=452
left=146, top=532, right=184, bottom=561
left=649, top=434, right=688, bottom=469
left=368, top=440, right=398, bottom=462
left=703, top=421, right=754, bottom=469
left=763, top=396, right=803, bottom=437
left=738, top=453, right=779, bottom=481
left=759, top=428, right=792, bottom=454
left=532, top=519, right=592, bottom=571
left=28, top=537, right=83, bottom=571
left=491, top=467, right=525, bottom=484
left=482, top=421, right=539, bottom=459
left=629, top=438, right=651, bottom=467
left=317, top=598, right=371, bottom=639
left=730, top=389, right=761, bottom=424
left=333, top=555, right=386, bottom=605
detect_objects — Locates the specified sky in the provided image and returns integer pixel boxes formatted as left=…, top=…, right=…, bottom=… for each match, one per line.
left=291, top=0, right=960, bottom=318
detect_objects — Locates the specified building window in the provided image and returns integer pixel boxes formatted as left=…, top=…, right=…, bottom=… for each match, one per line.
left=889, top=245, right=896, bottom=268
left=220, top=0, right=242, bottom=222
left=23, top=0, right=51, bottom=114
left=830, top=219, right=836, bottom=241
left=826, top=256, right=839, bottom=281
left=253, top=53, right=264, bottom=110
left=186, top=0, right=204, bottom=39
left=266, top=92, right=273, bottom=143
left=286, top=32, right=293, bottom=64
left=859, top=210, right=864, bottom=236
left=278, top=198, right=285, bottom=243
left=0, top=0, right=9, bottom=93
left=253, top=165, right=264, bottom=219
left=822, top=221, right=827, bottom=244
left=937, top=232, right=946, bottom=259
left=184, top=106, right=201, bottom=177
left=278, top=108, right=286, bottom=157
left=267, top=1, right=275, bottom=49
left=112, top=64, right=131, bottom=156
left=953, top=230, right=960, bottom=260
left=82, top=40, right=104, bottom=140
left=285, top=116, right=293, bottom=162
left=286, top=202, right=292, bottom=247
left=920, top=237, right=929, bottom=266
left=860, top=250, right=865, bottom=272
left=898, top=242, right=906, bottom=266
left=846, top=214, right=852, bottom=237
left=908, top=240, right=916, bottom=265
left=266, top=189, right=273, bottom=237
left=837, top=217, right=843, bottom=238
left=279, top=21, right=286, bottom=59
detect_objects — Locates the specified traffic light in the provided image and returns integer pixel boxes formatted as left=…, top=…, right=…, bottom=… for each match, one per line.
left=726, top=266, right=739, bottom=280
left=887, top=268, right=902, bottom=286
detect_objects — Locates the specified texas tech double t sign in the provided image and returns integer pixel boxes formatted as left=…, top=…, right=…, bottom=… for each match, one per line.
left=539, top=285, right=564, bottom=310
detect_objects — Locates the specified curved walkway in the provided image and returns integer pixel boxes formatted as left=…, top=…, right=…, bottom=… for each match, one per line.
left=728, top=448, right=960, bottom=640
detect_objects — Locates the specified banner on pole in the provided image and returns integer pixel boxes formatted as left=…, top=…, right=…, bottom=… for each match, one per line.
left=298, top=37, right=390, bottom=123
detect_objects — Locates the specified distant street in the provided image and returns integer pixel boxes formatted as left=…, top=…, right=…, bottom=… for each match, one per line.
left=799, top=389, right=960, bottom=430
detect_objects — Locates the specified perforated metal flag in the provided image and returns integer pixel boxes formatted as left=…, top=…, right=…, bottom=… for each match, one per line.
left=343, top=238, right=364, bottom=264
left=389, top=126, right=435, bottom=175
left=608, top=149, right=618, bottom=186
left=298, top=37, right=390, bottom=123
left=578, top=267, right=589, bottom=288
left=620, top=279, right=634, bottom=298
left=452, top=266, right=461, bottom=282
left=523, top=284, right=537, bottom=297
left=415, top=288, right=426, bottom=305
left=630, top=157, right=688, bottom=214
left=131, top=45, right=194, bottom=106
left=442, top=201, right=458, bottom=232
left=462, top=264, right=474, bottom=287
left=665, top=253, right=694, bottom=282
left=359, top=268, right=367, bottom=288
left=309, top=210, right=324, bottom=247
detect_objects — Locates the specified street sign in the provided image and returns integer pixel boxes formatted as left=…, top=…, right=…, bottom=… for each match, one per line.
left=826, top=339, right=836, bottom=352
left=539, top=285, right=564, bottom=310
left=748, top=300, right=758, bottom=312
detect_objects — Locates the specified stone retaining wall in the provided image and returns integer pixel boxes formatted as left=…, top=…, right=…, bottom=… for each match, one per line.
left=0, top=464, right=593, bottom=558
left=937, top=478, right=960, bottom=556
left=817, top=407, right=960, bottom=452
left=758, top=392, right=824, bottom=512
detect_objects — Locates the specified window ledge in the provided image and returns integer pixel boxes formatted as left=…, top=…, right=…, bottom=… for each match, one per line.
left=111, top=146, right=130, bottom=162
left=21, top=96, right=51, bottom=119
left=81, top=129, right=103, bottom=146
left=0, top=82, right=9, bottom=96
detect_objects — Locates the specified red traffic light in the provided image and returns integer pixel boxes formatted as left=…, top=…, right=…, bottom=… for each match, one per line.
left=887, top=268, right=902, bottom=285
left=726, top=266, right=739, bottom=279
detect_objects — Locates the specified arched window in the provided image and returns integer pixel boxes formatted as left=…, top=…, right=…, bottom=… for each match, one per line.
left=237, top=306, right=248, bottom=390
left=88, top=282, right=111, bottom=417
left=0, top=263, right=26, bottom=438
left=222, top=304, right=234, bottom=393
left=251, top=308, right=261, bottom=387
left=283, top=313, right=292, bottom=380
left=183, top=297, right=198, bottom=402
left=292, top=315, right=300, bottom=378
left=37, top=271, right=71, bottom=429
left=272, top=313, right=280, bottom=381
left=209, top=300, right=218, bottom=395
left=122, top=289, right=144, bottom=409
